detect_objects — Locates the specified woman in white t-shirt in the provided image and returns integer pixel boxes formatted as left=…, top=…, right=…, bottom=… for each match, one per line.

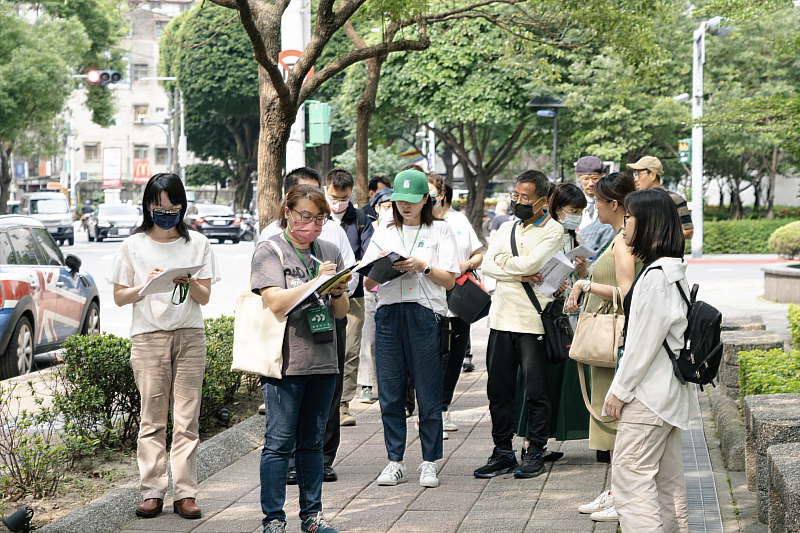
left=109, top=174, right=219, bottom=521
left=361, top=169, right=459, bottom=489
left=427, top=174, right=483, bottom=433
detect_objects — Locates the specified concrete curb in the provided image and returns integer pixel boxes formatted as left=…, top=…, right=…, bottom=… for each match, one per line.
left=709, top=386, right=746, bottom=472
left=37, top=413, right=264, bottom=533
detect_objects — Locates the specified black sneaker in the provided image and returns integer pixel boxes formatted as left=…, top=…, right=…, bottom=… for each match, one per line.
left=462, top=356, right=475, bottom=372
left=287, top=466, right=297, bottom=485
left=474, top=447, right=518, bottom=478
left=514, top=447, right=544, bottom=479
left=596, top=450, right=611, bottom=463
left=323, top=465, right=338, bottom=482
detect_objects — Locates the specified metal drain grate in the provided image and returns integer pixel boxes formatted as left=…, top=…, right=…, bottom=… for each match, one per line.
left=683, top=386, right=724, bottom=532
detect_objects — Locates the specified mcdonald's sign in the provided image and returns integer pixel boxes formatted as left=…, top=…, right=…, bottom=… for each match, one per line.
left=133, top=159, right=152, bottom=184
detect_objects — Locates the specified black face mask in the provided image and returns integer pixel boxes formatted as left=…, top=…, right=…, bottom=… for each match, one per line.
left=511, top=197, right=543, bottom=221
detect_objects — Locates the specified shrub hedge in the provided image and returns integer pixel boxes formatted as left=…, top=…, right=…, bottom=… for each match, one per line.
left=689, top=219, right=798, bottom=255
left=54, top=315, right=244, bottom=453
left=738, top=349, right=800, bottom=397
left=769, top=221, right=800, bottom=258
left=789, top=304, right=800, bottom=348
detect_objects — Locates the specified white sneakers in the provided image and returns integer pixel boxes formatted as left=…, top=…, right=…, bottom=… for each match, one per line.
left=376, top=461, right=439, bottom=488
left=590, top=506, right=619, bottom=522
left=442, top=411, right=458, bottom=432
left=418, top=461, right=439, bottom=488
left=578, top=490, right=614, bottom=514
left=377, top=462, right=407, bottom=485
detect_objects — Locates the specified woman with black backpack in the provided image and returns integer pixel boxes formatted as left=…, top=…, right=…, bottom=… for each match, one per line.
left=603, top=188, right=700, bottom=533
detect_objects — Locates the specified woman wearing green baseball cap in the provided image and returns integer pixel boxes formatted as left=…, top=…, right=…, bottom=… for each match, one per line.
left=361, top=168, right=460, bottom=489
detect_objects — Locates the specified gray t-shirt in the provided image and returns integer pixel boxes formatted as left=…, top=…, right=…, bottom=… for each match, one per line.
left=250, top=234, right=343, bottom=376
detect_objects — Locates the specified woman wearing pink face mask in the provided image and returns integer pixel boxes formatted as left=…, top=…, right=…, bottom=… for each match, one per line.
left=250, top=184, right=350, bottom=533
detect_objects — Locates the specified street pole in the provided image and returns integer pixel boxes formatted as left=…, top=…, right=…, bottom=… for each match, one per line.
left=691, top=23, right=706, bottom=258
left=552, top=109, right=558, bottom=184
left=172, top=86, right=180, bottom=176
left=427, top=121, right=435, bottom=172
left=282, top=0, right=311, bottom=172
left=179, top=92, right=187, bottom=184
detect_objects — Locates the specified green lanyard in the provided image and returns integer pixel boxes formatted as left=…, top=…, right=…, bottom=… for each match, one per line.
left=171, top=274, right=190, bottom=305
left=398, top=224, right=423, bottom=255
left=284, top=230, right=318, bottom=278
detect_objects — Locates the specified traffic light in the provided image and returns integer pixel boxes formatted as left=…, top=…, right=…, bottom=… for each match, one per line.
left=86, top=70, right=122, bottom=86
left=306, top=100, right=331, bottom=147
left=678, top=138, right=692, bottom=164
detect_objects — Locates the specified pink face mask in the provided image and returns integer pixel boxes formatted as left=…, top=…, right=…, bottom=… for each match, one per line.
left=288, top=211, right=323, bottom=243
left=327, top=197, right=348, bottom=214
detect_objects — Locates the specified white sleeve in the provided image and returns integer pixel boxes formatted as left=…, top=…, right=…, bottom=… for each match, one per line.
left=436, top=223, right=460, bottom=274
left=257, top=220, right=281, bottom=243
left=467, top=220, right=482, bottom=254
left=361, top=225, right=385, bottom=264
left=329, top=223, right=358, bottom=295
left=106, top=240, right=135, bottom=287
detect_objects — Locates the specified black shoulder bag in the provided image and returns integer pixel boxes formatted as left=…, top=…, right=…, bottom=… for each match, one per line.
left=510, top=221, right=573, bottom=364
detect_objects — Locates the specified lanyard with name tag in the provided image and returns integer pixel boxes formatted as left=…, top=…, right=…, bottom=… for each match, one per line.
left=303, top=303, right=334, bottom=344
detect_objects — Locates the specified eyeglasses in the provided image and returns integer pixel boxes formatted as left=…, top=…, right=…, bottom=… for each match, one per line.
left=623, top=214, right=635, bottom=227
left=291, top=209, right=328, bottom=226
left=633, top=170, right=651, bottom=179
left=510, top=192, right=538, bottom=205
left=578, top=175, right=602, bottom=183
left=152, top=208, right=181, bottom=216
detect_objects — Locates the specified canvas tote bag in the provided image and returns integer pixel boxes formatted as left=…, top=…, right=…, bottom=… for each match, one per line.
left=231, top=240, right=287, bottom=379
left=569, top=286, right=624, bottom=421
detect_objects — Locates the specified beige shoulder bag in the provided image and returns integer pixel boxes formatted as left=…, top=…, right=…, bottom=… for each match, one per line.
left=569, top=286, right=624, bottom=421
left=231, top=240, right=287, bottom=379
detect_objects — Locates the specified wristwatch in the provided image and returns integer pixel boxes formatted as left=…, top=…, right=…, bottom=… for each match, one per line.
left=581, top=281, right=592, bottom=293
left=422, top=264, right=432, bottom=276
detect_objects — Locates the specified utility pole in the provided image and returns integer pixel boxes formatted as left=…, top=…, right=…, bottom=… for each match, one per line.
left=282, top=0, right=311, bottom=173
left=172, top=86, right=180, bottom=176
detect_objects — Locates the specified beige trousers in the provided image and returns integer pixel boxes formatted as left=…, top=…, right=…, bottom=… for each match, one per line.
left=130, top=328, right=206, bottom=501
left=341, top=296, right=365, bottom=403
left=612, top=399, right=689, bottom=533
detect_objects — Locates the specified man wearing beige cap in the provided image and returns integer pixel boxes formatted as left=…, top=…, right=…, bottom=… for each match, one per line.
left=627, top=156, right=694, bottom=240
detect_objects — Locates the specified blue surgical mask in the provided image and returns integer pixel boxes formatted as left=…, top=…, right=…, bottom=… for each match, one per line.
left=561, top=213, right=582, bottom=231
left=152, top=211, right=181, bottom=230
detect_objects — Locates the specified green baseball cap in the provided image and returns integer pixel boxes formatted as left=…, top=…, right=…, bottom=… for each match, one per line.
left=390, top=169, right=430, bottom=203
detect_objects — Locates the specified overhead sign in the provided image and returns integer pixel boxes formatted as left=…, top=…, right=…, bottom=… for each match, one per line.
left=133, top=159, right=152, bottom=184
left=14, top=161, right=26, bottom=179
left=678, top=138, right=692, bottom=164
left=102, top=147, right=123, bottom=188
left=278, top=50, right=314, bottom=85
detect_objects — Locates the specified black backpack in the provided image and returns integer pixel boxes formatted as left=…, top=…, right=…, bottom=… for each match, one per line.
left=648, top=267, right=724, bottom=389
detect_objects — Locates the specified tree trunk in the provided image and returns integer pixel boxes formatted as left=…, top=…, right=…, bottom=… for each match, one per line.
left=461, top=165, right=489, bottom=245
left=0, top=144, right=11, bottom=216
left=213, top=181, right=218, bottom=204
left=729, top=180, right=743, bottom=220
left=442, top=144, right=455, bottom=187
left=256, top=67, right=295, bottom=231
left=234, top=164, right=253, bottom=213
left=354, top=55, right=387, bottom=207
left=753, top=178, right=761, bottom=211
left=310, top=143, right=334, bottom=178
left=765, top=146, right=778, bottom=220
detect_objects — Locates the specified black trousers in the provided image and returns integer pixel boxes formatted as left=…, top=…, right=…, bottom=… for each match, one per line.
left=442, top=316, right=470, bottom=411
left=290, top=317, right=346, bottom=469
left=486, top=329, right=550, bottom=450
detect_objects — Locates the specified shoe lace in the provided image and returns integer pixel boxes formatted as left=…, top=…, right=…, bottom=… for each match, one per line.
left=382, top=462, right=401, bottom=476
left=305, top=512, right=330, bottom=529
left=265, top=520, right=285, bottom=533
left=418, top=461, right=437, bottom=477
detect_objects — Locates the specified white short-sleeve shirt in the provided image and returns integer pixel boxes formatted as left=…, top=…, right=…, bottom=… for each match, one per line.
left=361, top=220, right=459, bottom=314
left=108, top=231, right=220, bottom=337
left=445, top=210, right=482, bottom=265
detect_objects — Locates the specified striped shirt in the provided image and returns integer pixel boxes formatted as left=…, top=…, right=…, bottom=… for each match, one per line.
left=668, top=192, right=693, bottom=231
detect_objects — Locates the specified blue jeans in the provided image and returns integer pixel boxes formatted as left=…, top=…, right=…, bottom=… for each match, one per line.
left=375, top=303, right=443, bottom=463
left=260, top=374, right=336, bottom=525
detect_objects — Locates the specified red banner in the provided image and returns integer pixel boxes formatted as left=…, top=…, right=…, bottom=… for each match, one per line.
left=132, top=159, right=152, bottom=184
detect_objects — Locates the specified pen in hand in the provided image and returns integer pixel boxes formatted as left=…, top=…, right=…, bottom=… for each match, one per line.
left=308, top=254, right=325, bottom=265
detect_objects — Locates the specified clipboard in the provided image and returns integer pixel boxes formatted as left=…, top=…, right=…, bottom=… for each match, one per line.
left=138, top=264, right=207, bottom=297
left=284, top=269, right=354, bottom=316
left=355, top=252, right=407, bottom=284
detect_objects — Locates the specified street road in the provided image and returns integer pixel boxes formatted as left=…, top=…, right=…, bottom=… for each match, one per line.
left=67, top=225, right=256, bottom=338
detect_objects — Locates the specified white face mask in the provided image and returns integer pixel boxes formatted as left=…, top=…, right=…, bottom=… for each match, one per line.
left=380, top=206, right=392, bottom=220
left=561, top=213, right=582, bottom=231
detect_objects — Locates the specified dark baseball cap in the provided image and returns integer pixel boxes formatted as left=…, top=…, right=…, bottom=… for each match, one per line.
left=575, top=156, right=606, bottom=175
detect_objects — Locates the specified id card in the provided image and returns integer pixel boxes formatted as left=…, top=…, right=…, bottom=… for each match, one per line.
left=401, top=277, right=421, bottom=301
left=304, top=304, right=334, bottom=344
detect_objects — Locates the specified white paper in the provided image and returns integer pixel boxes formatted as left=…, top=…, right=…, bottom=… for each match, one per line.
left=138, top=264, right=207, bottom=297
left=533, top=252, right=575, bottom=297
left=565, top=244, right=597, bottom=261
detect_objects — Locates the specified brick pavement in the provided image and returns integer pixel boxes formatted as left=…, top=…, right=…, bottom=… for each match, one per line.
left=117, top=325, right=620, bottom=533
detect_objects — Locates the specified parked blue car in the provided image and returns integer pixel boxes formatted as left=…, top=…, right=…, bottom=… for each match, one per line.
left=0, top=216, right=100, bottom=379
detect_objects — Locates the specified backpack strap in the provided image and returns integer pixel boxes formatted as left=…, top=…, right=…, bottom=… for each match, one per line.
left=510, top=220, right=544, bottom=315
